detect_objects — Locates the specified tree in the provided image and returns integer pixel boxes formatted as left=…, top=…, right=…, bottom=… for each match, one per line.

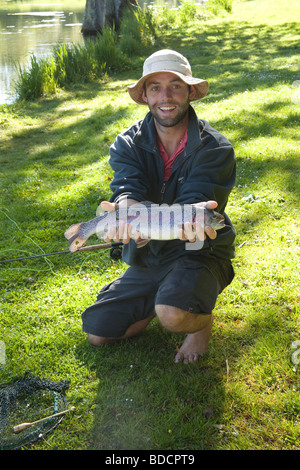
left=81, top=0, right=139, bottom=36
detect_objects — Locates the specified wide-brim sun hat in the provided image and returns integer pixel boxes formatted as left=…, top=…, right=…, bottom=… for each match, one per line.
left=128, top=49, right=209, bottom=105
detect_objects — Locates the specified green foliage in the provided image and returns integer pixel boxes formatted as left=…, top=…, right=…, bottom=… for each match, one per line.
left=179, top=0, right=198, bottom=24
left=157, top=6, right=178, bottom=30
left=53, top=43, right=97, bottom=87
left=118, top=9, right=143, bottom=57
left=92, top=27, right=124, bottom=71
left=207, top=0, right=232, bottom=14
left=15, top=55, right=53, bottom=101
left=119, top=6, right=159, bottom=56
left=153, top=1, right=213, bottom=31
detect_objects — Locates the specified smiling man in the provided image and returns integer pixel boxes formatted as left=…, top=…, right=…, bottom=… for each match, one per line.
left=143, top=73, right=192, bottom=127
left=81, top=49, right=236, bottom=363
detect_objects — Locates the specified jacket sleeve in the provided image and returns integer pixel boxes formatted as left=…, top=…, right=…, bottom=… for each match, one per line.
left=108, top=131, right=149, bottom=204
left=174, top=143, right=236, bottom=213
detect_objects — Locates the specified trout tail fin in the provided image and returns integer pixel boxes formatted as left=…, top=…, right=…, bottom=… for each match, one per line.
left=64, top=222, right=87, bottom=252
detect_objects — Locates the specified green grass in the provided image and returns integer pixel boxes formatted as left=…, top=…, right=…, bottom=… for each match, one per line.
left=0, top=0, right=299, bottom=450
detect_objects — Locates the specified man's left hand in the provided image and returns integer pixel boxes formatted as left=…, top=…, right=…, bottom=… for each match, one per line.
left=178, top=200, right=218, bottom=242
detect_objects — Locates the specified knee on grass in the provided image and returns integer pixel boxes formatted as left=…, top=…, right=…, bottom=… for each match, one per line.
left=87, top=334, right=116, bottom=346
left=155, top=304, right=212, bottom=334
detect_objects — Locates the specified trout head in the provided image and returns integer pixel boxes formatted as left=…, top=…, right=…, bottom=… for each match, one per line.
left=204, top=209, right=225, bottom=230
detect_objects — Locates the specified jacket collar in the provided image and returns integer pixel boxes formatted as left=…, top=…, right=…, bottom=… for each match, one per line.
left=133, top=105, right=203, bottom=155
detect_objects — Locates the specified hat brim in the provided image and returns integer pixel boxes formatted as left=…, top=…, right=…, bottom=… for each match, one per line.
left=127, top=71, right=209, bottom=105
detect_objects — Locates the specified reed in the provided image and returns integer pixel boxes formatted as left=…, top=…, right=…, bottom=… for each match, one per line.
left=15, top=55, right=51, bottom=101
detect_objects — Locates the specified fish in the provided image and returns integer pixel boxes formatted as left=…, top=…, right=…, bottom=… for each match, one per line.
left=64, top=201, right=225, bottom=252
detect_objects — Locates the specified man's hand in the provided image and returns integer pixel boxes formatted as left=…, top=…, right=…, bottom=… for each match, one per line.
left=178, top=200, right=218, bottom=243
left=100, top=199, right=142, bottom=244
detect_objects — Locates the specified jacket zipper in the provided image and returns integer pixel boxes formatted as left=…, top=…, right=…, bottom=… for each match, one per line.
left=160, top=183, right=166, bottom=203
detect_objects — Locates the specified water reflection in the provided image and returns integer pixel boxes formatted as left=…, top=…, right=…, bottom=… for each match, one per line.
left=0, top=1, right=85, bottom=104
left=0, top=0, right=194, bottom=104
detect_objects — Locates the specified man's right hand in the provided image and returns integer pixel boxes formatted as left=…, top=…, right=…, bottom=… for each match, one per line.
left=100, top=199, right=141, bottom=244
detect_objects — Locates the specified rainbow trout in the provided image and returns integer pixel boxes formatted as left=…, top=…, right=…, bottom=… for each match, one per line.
left=64, top=201, right=225, bottom=252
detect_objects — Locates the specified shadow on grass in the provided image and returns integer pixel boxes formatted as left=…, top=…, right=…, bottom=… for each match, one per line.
left=76, top=321, right=228, bottom=451
left=75, top=300, right=289, bottom=450
left=183, top=21, right=300, bottom=96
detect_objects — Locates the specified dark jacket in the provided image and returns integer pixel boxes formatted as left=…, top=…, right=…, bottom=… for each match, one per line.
left=108, top=106, right=236, bottom=267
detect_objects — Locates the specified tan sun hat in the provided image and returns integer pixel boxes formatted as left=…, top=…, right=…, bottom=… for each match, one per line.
left=127, top=49, right=209, bottom=105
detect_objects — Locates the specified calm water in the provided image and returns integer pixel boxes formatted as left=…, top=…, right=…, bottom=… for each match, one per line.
left=0, top=1, right=85, bottom=104
left=0, top=0, right=192, bottom=104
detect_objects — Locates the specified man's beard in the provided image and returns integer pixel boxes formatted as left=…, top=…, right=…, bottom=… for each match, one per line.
left=148, top=100, right=190, bottom=128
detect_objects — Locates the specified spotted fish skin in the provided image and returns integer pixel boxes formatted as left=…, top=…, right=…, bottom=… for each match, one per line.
left=64, top=202, right=225, bottom=252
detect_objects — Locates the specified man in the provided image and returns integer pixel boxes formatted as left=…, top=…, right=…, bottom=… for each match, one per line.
left=82, top=49, right=236, bottom=363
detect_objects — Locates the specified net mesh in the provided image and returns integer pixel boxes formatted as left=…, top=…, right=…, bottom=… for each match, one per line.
left=0, top=371, right=70, bottom=450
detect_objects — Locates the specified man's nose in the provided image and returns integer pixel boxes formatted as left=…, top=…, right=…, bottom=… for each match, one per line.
left=160, top=86, right=172, bottom=100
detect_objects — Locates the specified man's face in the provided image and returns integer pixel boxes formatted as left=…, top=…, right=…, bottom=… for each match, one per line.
left=142, top=72, right=196, bottom=128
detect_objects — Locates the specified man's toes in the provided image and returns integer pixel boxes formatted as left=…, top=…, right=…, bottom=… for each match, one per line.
left=174, top=351, right=199, bottom=364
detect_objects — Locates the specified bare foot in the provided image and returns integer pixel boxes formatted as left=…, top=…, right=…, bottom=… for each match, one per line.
left=174, top=316, right=213, bottom=364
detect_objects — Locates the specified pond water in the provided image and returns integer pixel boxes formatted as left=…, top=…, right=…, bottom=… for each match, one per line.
left=1, top=1, right=84, bottom=104
left=0, top=0, right=191, bottom=104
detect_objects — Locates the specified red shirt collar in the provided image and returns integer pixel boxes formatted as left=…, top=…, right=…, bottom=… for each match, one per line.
left=157, top=128, right=188, bottom=181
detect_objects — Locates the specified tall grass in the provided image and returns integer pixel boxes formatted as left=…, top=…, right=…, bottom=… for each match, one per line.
left=118, top=6, right=159, bottom=56
left=15, top=55, right=57, bottom=101
left=53, top=28, right=124, bottom=88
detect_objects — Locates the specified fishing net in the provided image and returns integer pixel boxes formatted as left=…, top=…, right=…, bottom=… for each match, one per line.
left=0, top=371, right=70, bottom=450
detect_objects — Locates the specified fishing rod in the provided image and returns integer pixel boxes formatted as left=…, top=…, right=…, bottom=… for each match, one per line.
left=0, top=242, right=123, bottom=264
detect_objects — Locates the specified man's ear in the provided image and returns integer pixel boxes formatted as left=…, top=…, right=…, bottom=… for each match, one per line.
left=142, top=89, right=148, bottom=104
left=188, top=85, right=197, bottom=101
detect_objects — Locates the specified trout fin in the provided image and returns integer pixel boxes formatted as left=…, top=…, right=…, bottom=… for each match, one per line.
left=64, top=222, right=83, bottom=239
left=64, top=223, right=87, bottom=252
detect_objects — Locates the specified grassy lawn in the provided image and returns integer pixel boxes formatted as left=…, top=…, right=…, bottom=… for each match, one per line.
left=0, top=0, right=299, bottom=450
